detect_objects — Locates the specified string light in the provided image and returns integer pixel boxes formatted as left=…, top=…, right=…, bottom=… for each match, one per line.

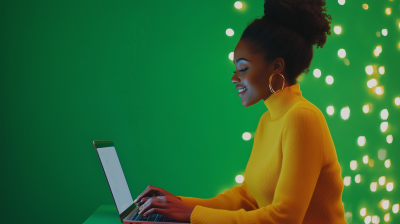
left=313, top=69, right=321, bottom=78
left=341, top=107, right=350, bottom=120
left=375, top=86, right=384, bottom=95
left=235, top=175, right=244, bottom=183
left=378, top=66, right=385, bottom=74
left=326, top=106, right=334, bottom=115
left=386, top=135, right=393, bottom=144
left=338, top=49, right=346, bottom=58
left=363, top=155, right=369, bottom=164
left=386, top=182, right=393, bottom=191
left=395, top=97, right=400, bottom=106
left=360, top=208, right=367, bottom=216
left=365, top=65, right=373, bottom=75
left=350, top=160, right=358, bottom=170
left=326, top=75, right=334, bottom=84
left=372, top=216, right=380, bottom=223
left=358, top=136, right=366, bottom=146
left=380, top=109, right=388, bottom=120
left=374, top=45, right=382, bottom=56
left=379, top=176, right=386, bottom=185
left=367, top=79, right=377, bottom=88
left=242, top=132, right=251, bottom=141
left=234, top=1, right=243, bottom=9
left=334, top=26, right=342, bottom=34
left=226, top=28, right=234, bottom=36
left=355, top=174, right=361, bottom=183
left=385, top=159, right=391, bottom=168
left=393, top=204, right=399, bottom=213
left=370, top=182, right=377, bottom=191
left=362, top=104, right=370, bottom=113
left=380, top=122, right=388, bottom=132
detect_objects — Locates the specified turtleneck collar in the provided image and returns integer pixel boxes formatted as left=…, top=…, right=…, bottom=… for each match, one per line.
left=263, top=83, right=302, bottom=121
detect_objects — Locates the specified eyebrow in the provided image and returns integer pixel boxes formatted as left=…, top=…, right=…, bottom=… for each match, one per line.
left=233, top=58, right=251, bottom=64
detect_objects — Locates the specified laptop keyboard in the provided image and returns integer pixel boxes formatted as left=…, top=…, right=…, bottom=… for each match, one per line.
left=129, top=208, right=181, bottom=222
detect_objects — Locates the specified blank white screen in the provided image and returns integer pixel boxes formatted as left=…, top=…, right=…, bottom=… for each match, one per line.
left=97, top=146, right=133, bottom=214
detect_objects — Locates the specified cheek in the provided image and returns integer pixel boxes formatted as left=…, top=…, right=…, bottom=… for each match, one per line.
left=246, top=73, right=267, bottom=93
left=249, top=70, right=269, bottom=84
left=246, top=73, right=259, bottom=87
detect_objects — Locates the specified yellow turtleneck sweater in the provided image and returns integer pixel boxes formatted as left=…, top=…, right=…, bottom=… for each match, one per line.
left=177, top=84, right=347, bottom=224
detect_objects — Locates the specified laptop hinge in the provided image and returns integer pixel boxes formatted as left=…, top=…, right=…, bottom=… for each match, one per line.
left=121, top=203, right=138, bottom=222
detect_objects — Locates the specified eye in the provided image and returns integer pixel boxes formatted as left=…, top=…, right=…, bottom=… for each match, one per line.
left=233, top=68, right=248, bottom=73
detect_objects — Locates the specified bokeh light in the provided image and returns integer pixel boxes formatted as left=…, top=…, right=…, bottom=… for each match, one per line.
left=235, top=174, right=244, bottom=183
left=378, top=66, right=385, bottom=74
left=380, top=122, right=388, bottom=132
left=386, top=135, right=393, bottom=144
left=234, top=1, right=243, bottom=9
left=326, top=75, right=334, bottom=84
left=363, top=155, right=369, bottom=164
left=338, top=49, right=346, bottom=58
left=341, top=107, right=350, bottom=120
left=326, top=106, right=334, bottom=115
left=242, top=132, right=251, bottom=141
left=334, top=26, right=342, bottom=34
left=370, top=182, right=377, bottom=192
left=365, top=65, right=373, bottom=75
left=226, top=28, right=234, bottom=36
left=380, top=109, right=388, bottom=120
left=362, top=104, right=370, bottom=113
left=350, top=160, right=358, bottom=170
left=313, top=69, right=321, bottom=78
left=358, top=136, right=366, bottom=146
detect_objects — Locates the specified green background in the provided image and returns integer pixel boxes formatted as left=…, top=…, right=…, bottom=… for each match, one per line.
left=1, top=0, right=399, bottom=223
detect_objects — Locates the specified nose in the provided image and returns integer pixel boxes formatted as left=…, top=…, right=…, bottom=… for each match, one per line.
left=231, top=73, right=240, bottom=84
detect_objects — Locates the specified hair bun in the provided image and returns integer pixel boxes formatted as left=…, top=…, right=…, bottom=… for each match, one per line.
left=262, top=0, right=332, bottom=48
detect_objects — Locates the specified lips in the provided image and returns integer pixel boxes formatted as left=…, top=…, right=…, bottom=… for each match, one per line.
left=238, top=88, right=247, bottom=97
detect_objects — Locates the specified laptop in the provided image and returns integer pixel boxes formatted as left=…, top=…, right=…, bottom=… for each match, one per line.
left=93, top=140, right=191, bottom=224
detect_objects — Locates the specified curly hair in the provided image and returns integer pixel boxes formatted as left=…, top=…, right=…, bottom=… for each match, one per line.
left=240, top=0, right=332, bottom=85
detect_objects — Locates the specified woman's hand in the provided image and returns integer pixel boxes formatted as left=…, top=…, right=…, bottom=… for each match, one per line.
left=134, top=185, right=180, bottom=204
left=138, top=195, right=194, bottom=222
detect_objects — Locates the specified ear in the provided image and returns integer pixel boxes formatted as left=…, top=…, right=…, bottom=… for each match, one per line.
left=273, top=58, right=285, bottom=73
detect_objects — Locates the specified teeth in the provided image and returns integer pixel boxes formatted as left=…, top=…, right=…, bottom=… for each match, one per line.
left=238, top=87, right=247, bottom=92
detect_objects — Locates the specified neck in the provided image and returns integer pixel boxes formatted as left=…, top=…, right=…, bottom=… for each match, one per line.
left=263, top=84, right=303, bottom=121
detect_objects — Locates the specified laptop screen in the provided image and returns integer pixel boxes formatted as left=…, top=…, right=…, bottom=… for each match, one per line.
left=97, top=146, right=134, bottom=214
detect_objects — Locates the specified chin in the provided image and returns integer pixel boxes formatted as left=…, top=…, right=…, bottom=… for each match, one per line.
left=241, top=98, right=256, bottom=107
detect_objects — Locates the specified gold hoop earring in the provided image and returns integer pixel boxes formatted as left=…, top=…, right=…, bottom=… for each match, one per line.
left=269, top=73, right=285, bottom=94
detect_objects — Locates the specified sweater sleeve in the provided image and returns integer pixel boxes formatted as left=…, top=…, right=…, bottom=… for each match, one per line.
left=176, top=180, right=258, bottom=211
left=187, top=108, right=324, bottom=224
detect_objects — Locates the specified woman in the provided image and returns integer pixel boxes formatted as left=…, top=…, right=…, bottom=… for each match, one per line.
left=133, top=0, right=348, bottom=223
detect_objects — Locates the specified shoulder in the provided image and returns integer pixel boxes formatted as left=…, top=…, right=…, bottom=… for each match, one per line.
left=283, top=102, right=325, bottom=131
left=259, top=110, right=271, bottom=122
left=287, top=101, right=324, bottom=121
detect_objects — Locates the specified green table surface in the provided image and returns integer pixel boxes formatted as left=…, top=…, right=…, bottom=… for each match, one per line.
left=84, top=205, right=123, bottom=224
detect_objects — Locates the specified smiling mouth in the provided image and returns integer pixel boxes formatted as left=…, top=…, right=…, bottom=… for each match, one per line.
left=238, top=88, right=247, bottom=97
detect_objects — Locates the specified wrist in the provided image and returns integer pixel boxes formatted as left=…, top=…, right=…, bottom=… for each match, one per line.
left=186, top=206, right=195, bottom=222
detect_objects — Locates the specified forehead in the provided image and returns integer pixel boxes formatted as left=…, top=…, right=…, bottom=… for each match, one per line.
left=233, top=40, right=254, bottom=64
left=234, top=40, right=249, bottom=56
left=233, top=41, right=251, bottom=64
left=234, top=40, right=269, bottom=65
